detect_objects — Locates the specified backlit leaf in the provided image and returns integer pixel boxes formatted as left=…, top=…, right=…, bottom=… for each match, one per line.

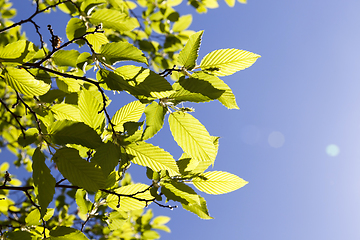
left=172, top=14, right=192, bottom=32
left=100, top=42, right=147, bottom=65
left=66, top=18, right=87, bottom=42
left=32, top=148, right=56, bottom=217
left=91, top=142, right=121, bottom=176
left=142, top=101, right=167, bottom=140
left=161, top=181, right=212, bottom=219
left=169, top=112, right=216, bottom=161
left=111, top=100, right=145, bottom=132
left=200, top=48, right=260, bottom=76
left=85, top=30, right=109, bottom=52
left=79, top=89, right=105, bottom=131
left=50, top=226, right=89, bottom=240
left=126, top=142, right=180, bottom=176
left=49, top=120, right=103, bottom=149
left=53, top=50, right=80, bottom=68
left=193, top=171, right=248, bottom=195
left=90, top=9, right=139, bottom=32
left=51, top=103, right=81, bottom=122
left=4, top=67, right=50, bottom=96
left=107, top=183, right=153, bottom=211
left=177, top=30, right=203, bottom=70
left=53, top=147, right=106, bottom=192
left=192, top=72, right=238, bottom=109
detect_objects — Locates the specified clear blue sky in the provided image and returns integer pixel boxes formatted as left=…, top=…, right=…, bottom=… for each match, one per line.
left=7, top=1, right=360, bottom=239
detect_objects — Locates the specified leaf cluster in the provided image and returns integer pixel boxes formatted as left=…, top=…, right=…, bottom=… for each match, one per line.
left=0, top=0, right=258, bottom=239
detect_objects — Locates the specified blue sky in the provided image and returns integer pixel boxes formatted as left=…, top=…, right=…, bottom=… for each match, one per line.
left=6, top=0, right=360, bottom=239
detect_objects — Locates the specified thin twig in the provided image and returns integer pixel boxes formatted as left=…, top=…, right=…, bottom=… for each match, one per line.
left=0, top=98, right=26, bottom=139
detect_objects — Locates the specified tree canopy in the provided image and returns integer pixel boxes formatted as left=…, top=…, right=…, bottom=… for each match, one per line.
left=0, top=0, right=259, bottom=239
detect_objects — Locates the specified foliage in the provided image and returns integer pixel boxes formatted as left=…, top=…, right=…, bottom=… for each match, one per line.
left=0, top=0, right=259, bottom=239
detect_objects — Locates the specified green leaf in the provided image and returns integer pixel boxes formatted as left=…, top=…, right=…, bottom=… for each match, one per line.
left=91, top=142, right=121, bottom=176
left=177, top=30, right=203, bottom=70
left=78, top=89, right=105, bottom=131
left=51, top=103, right=81, bottom=122
left=200, top=49, right=260, bottom=76
left=4, top=67, right=50, bottom=96
left=176, top=75, right=225, bottom=99
left=100, top=42, right=147, bottom=65
left=111, top=100, right=145, bottom=132
left=172, top=14, right=192, bottom=32
left=142, top=101, right=167, bottom=140
left=89, top=9, right=139, bottom=32
left=52, top=50, right=80, bottom=68
left=224, top=0, right=235, bottom=7
left=182, top=195, right=212, bottom=219
left=25, top=208, right=54, bottom=226
left=50, top=226, right=89, bottom=240
left=80, top=0, right=106, bottom=15
left=152, top=216, right=171, bottom=225
left=77, top=52, right=94, bottom=72
left=56, top=77, right=81, bottom=93
left=161, top=181, right=212, bottom=219
left=0, top=40, right=36, bottom=64
left=105, top=211, right=128, bottom=230
left=115, top=66, right=174, bottom=99
left=18, top=128, right=38, bottom=147
left=4, top=231, right=35, bottom=240
left=107, top=183, right=153, bottom=211
left=98, top=68, right=173, bottom=100
left=32, top=148, right=56, bottom=217
left=66, top=18, right=87, bottom=42
left=126, top=142, right=180, bottom=176
left=192, top=72, right=239, bottom=109
left=49, top=120, right=103, bottom=149
left=85, top=30, right=109, bottom=52
left=193, top=171, right=248, bottom=195
left=170, top=81, right=212, bottom=104
left=169, top=112, right=216, bottom=161
left=75, top=189, right=93, bottom=220
left=53, top=147, right=106, bottom=192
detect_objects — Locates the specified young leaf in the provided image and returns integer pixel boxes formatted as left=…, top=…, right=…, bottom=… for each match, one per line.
left=51, top=103, right=81, bottom=122
left=78, top=89, right=105, bottom=131
left=32, top=148, right=56, bottom=218
left=90, top=9, right=139, bottom=32
left=177, top=30, right=203, bottom=71
left=193, top=171, right=248, bottom=195
left=53, top=147, right=106, bottom=192
left=126, top=142, right=180, bottom=176
left=4, top=67, right=50, bottom=96
left=111, top=100, right=145, bottom=132
left=169, top=112, right=216, bottom=161
left=75, top=189, right=93, bottom=220
left=142, top=101, right=167, bottom=140
left=49, top=120, right=103, bottom=149
left=106, top=183, right=153, bottom=211
left=200, top=49, right=260, bottom=76
left=100, top=42, right=147, bottom=65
